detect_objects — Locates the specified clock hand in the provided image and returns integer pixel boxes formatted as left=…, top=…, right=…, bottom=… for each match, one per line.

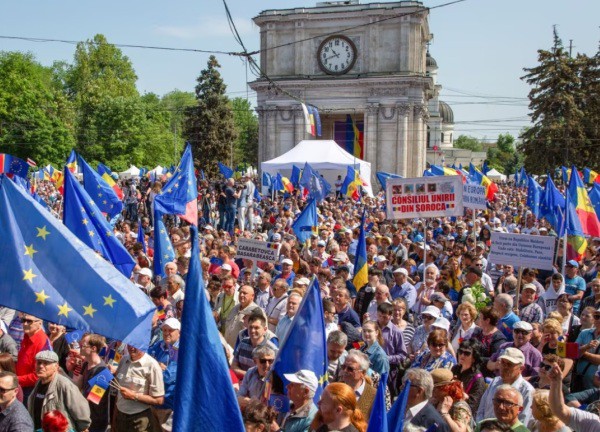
left=331, top=49, right=340, bottom=58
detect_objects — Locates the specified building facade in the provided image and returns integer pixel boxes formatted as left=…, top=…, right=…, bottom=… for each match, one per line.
left=250, top=0, right=454, bottom=179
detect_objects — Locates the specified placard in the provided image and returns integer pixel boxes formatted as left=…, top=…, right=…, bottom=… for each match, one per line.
left=385, top=176, right=464, bottom=219
left=236, top=237, right=281, bottom=263
left=463, top=184, right=487, bottom=210
left=488, top=232, right=555, bottom=270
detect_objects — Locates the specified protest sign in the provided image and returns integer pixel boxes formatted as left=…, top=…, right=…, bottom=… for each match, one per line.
left=463, top=184, right=487, bottom=210
left=488, top=232, right=555, bottom=270
left=385, top=176, right=464, bottom=219
left=236, top=237, right=281, bottom=263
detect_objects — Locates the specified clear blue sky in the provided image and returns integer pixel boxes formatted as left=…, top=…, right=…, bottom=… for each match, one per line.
left=1, top=0, right=598, bottom=142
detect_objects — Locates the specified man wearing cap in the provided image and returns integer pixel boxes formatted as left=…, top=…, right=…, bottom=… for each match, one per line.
left=28, top=350, right=91, bottom=431
left=0, top=371, right=33, bottom=431
left=373, top=256, right=393, bottom=286
left=279, top=370, right=319, bottom=432
left=214, top=275, right=239, bottom=331
left=476, top=347, right=534, bottom=426
left=313, top=240, right=330, bottom=263
left=16, top=313, right=51, bottom=401
left=114, top=345, right=165, bottom=432
left=217, top=246, right=240, bottom=280
left=135, top=267, right=155, bottom=296
left=390, top=268, right=417, bottom=310
left=223, top=285, right=259, bottom=348
left=475, top=385, right=529, bottom=432
left=487, top=321, right=542, bottom=378
left=274, top=258, right=296, bottom=286
left=430, top=293, right=453, bottom=321
left=148, top=318, right=180, bottom=429
left=517, top=283, right=544, bottom=324
left=564, top=260, right=586, bottom=314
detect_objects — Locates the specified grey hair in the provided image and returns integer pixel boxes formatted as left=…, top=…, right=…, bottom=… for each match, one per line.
left=327, top=330, right=348, bottom=347
left=252, top=345, right=275, bottom=359
left=168, top=274, right=185, bottom=287
left=496, top=293, right=513, bottom=310
left=403, top=368, right=433, bottom=399
left=403, top=425, right=427, bottom=432
left=345, top=349, right=370, bottom=372
left=503, top=276, right=518, bottom=291
left=495, top=384, right=523, bottom=406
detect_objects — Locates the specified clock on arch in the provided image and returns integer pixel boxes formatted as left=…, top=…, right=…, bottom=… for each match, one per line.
left=317, top=35, right=357, bottom=75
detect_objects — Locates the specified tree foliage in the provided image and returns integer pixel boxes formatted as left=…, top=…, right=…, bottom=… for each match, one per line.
left=486, top=133, right=522, bottom=175
left=520, top=28, right=599, bottom=173
left=230, top=97, right=258, bottom=167
left=0, top=52, right=75, bottom=166
left=454, top=135, right=484, bottom=152
left=184, top=56, right=238, bottom=177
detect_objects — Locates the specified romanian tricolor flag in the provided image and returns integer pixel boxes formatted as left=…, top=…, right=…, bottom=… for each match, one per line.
left=341, top=165, right=366, bottom=200
left=98, top=163, right=124, bottom=200
left=566, top=166, right=600, bottom=237
left=353, top=211, right=368, bottom=290
left=583, top=168, right=600, bottom=185
left=53, top=170, right=65, bottom=195
left=281, top=176, right=294, bottom=193
left=469, top=163, right=498, bottom=201
left=430, top=165, right=466, bottom=183
left=66, top=149, right=78, bottom=173
left=566, top=234, right=587, bottom=262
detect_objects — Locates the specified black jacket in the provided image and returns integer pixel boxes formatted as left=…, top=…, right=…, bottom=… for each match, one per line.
left=409, top=402, right=450, bottom=432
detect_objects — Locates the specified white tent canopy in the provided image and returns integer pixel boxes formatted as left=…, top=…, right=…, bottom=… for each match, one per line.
left=119, top=165, right=141, bottom=178
left=149, top=165, right=164, bottom=175
left=261, top=140, right=374, bottom=197
left=486, top=168, right=506, bottom=182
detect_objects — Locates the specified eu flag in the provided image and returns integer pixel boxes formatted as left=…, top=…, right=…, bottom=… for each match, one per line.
left=63, top=169, right=136, bottom=278
left=292, top=199, right=318, bottom=244
left=12, top=175, right=49, bottom=210
left=290, top=165, right=301, bottom=188
left=154, top=144, right=198, bottom=225
left=589, top=183, right=600, bottom=219
left=262, top=172, right=272, bottom=189
left=137, top=219, right=147, bottom=253
left=387, top=379, right=411, bottom=432
left=79, top=155, right=123, bottom=218
left=0, top=154, right=29, bottom=178
left=218, top=162, right=234, bottom=179
left=272, top=277, right=328, bottom=401
left=526, top=176, right=542, bottom=218
left=172, top=225, right=245, bottom=431
left=366, top=372, right=388, bottom=432
left=272, top=173, right=284, bottom=193
left=540, top=175, right=565, bottom=236
left=153, top=209, right=176, bottom=279
left=0, top=175, right=155, bottom=350
left=375, top=171, right=403, bottom=190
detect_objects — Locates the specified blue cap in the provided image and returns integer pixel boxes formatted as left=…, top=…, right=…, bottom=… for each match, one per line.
left=567, top=260, right=579, bottom=268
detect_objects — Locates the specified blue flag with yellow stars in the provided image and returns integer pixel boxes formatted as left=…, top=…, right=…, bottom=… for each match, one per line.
left=79, top=155, right=123, bottom=218
left=272, top=277, right=328, bottom=402
left=153, top=208, right=176, bottom=279
left=0, top=174, right=155, bottom=350
left=63, top=169, right=136, bottom=277
left=154, top=144, right=198, bottom=225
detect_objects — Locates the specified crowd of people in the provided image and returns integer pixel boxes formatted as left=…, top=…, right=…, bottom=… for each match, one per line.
left=1, top=171, right=600, bottom=432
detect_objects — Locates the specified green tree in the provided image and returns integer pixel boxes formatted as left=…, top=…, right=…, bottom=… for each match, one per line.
left=0, top=51, right=75, bottom=166
left=230, top=97, right=258, bottom=167
left=486, top=133, right=523, bottom=175
left=454, top=135, right=483, bottom=152
left=520, top=28, right=587, bottom=173
left=184, top=56, right=237, bottom=177
left=160, top=90, right=195, bottom=160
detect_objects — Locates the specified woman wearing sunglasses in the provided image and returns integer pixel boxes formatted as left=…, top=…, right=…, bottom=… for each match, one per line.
left=451, top=339, right=486, bottom=414
left=410, top=329, right=456, bottom=372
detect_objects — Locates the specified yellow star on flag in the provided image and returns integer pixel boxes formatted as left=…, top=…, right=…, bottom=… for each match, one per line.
left=106, top=231, right=112, bottom=237
left=82, top=218, right=88, bottom=225
left=83, top=304, right=97, bottom=317
left=23, top=269, right=37, bottom=282
left=24, top=244, right=37, bottom=257
left=103, top=295, right=116, bottom=307
left=35, top=290, right=50, bottom=305
left=36, top=226, right=50, bottom=240
left=58, top=302, right=72, bottom=317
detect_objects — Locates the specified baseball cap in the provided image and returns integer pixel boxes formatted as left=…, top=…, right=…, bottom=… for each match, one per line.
left=374, top=255, right=388, bottom=263
left=136, top=268, right=153, bottom=277
left=295, top=277, right=310, bottom=286
left=430, top=292, right=448, bottom=303
left=432, top=316, right=450, bottom=332
left=162, top=317, right=181, bottom=330
left=522, top=283, right=537, bottom=292
left=336, top=265, right=350, bottom=273
left=204, top=225, right=214, bottom=231
left=499, top=347, right=525, bottom=364
left=272, top=233, right=282, bottom=241
left=421, top=305, right=441, bottom=319
left=281, top=258, right=293, bottom=266
left=35, top=350, right=59, bottom=363
left=393, top=267, right=408, bottom=276
left=283, top=370, right=318, bottom=393
left=333, top=252, right=348, bottom=262
left=317, top=240, right=326, bottom=247
left=567, top=260, right=579, bottom=268
left=476, top=242, right=486, bottom=249
left=446, top=235, right=455, bottom=242
left=513, top=321, right=533, bottom=332
left=221, top=263, right=232, bottom=271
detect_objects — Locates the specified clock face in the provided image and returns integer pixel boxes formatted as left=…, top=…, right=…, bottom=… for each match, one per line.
left=317, top=35, right=357, bottom=75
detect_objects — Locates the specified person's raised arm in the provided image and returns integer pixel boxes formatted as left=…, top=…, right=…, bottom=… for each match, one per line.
left=548, top=363, right=570, bottom=423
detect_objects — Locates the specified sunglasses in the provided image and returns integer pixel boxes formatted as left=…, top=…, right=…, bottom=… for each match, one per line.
left=422, top=315, right=436, bottom=321
left=594, top=314, right=600, bottom=320
left=493, top=398, right=519, bottom=409
left=513, top=329, right=531, bottom=335
left=457, top=349, right=473, bottom=356
left=431, top=343, right=446, bottom=349
left=341, top=365, right=360, bottom=372
left=21, top=319, right=38, bottom=324
left=258, top=358, right=274, bottom=365
left=0, top=387, right=16, bottom=394
left=540, top=363, right=553, bottom=371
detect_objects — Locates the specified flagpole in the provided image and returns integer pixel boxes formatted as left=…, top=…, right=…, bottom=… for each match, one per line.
left=562, top=175, right=569, bottom=275
left=423, top=218, right=428, bottom=289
